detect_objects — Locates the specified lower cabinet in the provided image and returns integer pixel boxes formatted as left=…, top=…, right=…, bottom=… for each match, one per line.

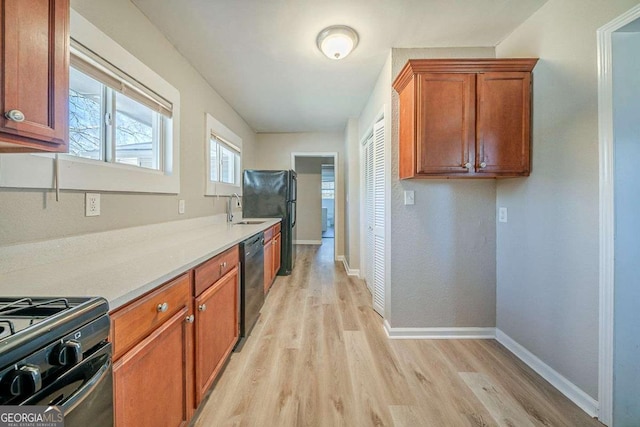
left=194, top=266, right=239, bottom=404
left=263, top=233, right=273, bottom=294
left=109, top=243, right=244, bottom=424
left=111, top=274, right=194, bottom=427
left=263, top=223, right=282, bottom=294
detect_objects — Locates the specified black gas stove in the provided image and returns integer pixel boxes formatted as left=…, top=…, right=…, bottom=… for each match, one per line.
left=0, top=297, right=113, bottom=426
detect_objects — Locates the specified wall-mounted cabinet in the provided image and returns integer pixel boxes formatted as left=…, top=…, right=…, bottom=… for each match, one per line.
left=0, top=0, right=69, bottom=153
left=393, top=59, right=538, bottom=179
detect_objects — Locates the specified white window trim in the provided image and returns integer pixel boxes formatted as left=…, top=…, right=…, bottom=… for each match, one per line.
left=0, top=9, right=181, bottom=194
left=205, top=113, right=242, bottom=196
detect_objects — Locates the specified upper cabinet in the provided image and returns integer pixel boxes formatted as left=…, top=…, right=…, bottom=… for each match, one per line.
left=0, top=0, right=69, bottom=153
left=393, top=59, right=538, bottom=179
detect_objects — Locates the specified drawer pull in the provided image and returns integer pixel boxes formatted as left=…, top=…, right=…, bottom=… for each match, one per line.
left=185, top=315, right=195, bottom=323
left=198, top=304, right=207, bottom=312
left=157, top=302, right=169, bottom=313
left=5, top=109, right=25, bottom=122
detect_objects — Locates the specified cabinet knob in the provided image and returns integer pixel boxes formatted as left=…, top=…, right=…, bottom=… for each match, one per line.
left=480, top=162, right=487, bottom=168
left=464, top=162, right=472, bottom=169
left=198, top=304, right=207, bottom=312
left=157, top=302, right=169, bottom=313
left=5, top=110, right=25, bottom=122
left=185, top=315, right=195, bottom=323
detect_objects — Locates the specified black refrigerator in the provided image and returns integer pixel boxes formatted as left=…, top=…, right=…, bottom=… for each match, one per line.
left=242, top=169, right=297, bottom=275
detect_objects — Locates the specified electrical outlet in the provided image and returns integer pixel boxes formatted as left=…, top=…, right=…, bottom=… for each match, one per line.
left=178, top=199, right=185, bottom=214
left=498, top=207, right=508, bottom=223
left=404, top=190, right=415, bottom=205
left=85, top=193, right=100, bottom=217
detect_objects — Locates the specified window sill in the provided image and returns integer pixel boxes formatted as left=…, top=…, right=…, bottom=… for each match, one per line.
left=0, top=153, right=180, bottom=194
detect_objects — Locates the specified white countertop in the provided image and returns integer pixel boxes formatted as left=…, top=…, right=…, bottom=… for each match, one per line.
left=0, top=215, right=279, bottom=310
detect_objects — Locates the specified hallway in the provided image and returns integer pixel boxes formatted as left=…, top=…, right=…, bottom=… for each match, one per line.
left=194, top=243, right=602, bottom=426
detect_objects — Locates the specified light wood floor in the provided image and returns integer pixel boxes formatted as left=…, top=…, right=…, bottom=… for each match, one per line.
left=194, top=241, right=603, bottom=427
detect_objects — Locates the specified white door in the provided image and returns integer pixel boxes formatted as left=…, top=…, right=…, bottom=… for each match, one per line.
left=364, top=135, right=374, bottom=295
left=363, top=119, right=385, bottom=316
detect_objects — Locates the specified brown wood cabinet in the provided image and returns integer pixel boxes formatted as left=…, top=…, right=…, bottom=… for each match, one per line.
left=0, top=0, right=69, bottom=153
left=393, top=59, right=538, bottom=179
left=273, top=232, right=281, bottom=277
left=263, top=232, right=273, bottom=294
left=194, top=265, right=239, bottom=405
left=263, top=223, right=282, bottom=294
left=111, top=274, right=194, bottom=427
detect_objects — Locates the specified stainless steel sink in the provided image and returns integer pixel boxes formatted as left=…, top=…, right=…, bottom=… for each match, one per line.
left=234, top=220, right=266, bottom=225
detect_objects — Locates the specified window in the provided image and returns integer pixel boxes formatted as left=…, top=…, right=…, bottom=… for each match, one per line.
left=321, top=165, right=335, bottom=199
left=0, top=9, right=181, bottom=194
left=209, top=136, right=240, bottom=185
left=69, top=41, right=171, bottom=171
left=205, top=113, right=242, bottom=196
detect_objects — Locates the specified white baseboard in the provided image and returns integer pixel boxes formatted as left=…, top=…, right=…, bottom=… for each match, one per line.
left=294, top=240, right=322, bottom=245
left=336, top=255, right=360, bottom=277
left=383, top=321, right=496, bottom=339
left=495, top=329, right=599, bottom=418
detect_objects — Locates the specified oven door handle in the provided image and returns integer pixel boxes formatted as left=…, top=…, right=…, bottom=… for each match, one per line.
left=59, top=357, right=112, bottom=414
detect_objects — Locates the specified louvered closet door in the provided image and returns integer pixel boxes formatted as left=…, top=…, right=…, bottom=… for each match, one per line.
left=363, top=135, right=374, bottom=294
left=371, top=119, right=386, bottom=316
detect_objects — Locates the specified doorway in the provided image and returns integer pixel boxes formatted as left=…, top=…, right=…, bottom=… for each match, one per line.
left=291, top=152, right=338, bottom=259
left=598, top=5, right=640, bottom=426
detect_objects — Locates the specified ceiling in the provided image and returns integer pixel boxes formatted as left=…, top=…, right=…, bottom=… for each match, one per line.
left=131, top=0, right=547, bottom=133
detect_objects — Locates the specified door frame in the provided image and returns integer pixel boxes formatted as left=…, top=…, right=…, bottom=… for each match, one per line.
left=597, top=4, right=640, bottom=425
left=291, top=152, right=339, bottom=260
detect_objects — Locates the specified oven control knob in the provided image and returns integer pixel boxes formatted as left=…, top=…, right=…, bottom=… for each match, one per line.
left=51, top=340, right=83, bottom=366
left=8, top=365, right=42, bottom=396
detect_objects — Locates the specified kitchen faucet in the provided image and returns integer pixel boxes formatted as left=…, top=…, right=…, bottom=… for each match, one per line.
left=227, top=193, right=241, bottom=222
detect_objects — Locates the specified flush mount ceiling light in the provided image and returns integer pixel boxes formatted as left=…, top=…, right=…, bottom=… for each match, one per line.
left=316, top=25, right=359, bottom=60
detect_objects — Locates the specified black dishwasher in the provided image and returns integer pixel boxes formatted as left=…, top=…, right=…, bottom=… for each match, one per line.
left=237, top=232, right=264, bottom=349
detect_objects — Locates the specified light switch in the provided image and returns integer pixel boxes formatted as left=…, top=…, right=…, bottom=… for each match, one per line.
left=178, top=199, right=185, bottom=214
left=404, top=190, right=415, bottom=205
left=498, top=207, right=508, bottom=223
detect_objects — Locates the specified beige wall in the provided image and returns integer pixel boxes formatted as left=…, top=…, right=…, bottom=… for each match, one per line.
left=295, top=158, right=323, bottom=242
left=382, top=47, right=497, bottom=327
left=0, top=0, right=257, bottom=246
left=255, top=132, right=345, bottom=258
left=495, top=0, right=640, bottom=400
left=344, top=118, right=360, bottom=270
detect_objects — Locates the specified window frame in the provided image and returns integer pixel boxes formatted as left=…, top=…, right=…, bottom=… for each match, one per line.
left=205, top=113, right=242, bottom=196
left=0, top=9, right=181, bottom=194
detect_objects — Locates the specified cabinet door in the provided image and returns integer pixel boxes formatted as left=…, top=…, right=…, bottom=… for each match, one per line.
left=415, top=73, right=475, bottom=175
left=263, top=237, right=273, bottom=293
left=0, top=0, right=69, bottom=152
left=476, top=72, right=531, bottom=176
left=273, top=233, right=281, bottom=277
left=195, top=267, right=239, bottom=404
left=113, top=307, right=193, bottom=427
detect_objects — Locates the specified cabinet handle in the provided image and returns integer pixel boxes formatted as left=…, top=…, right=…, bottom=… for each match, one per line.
left=5, top=110, right=25, bottom=123
left=198, top=304, right=207, bottom=312
left=479, top=162, right=487, bottom=168
left=157, top=302, right=169, bottom=313
left=185, top=315, right=195, bottom=323
left=464, top=162, right=472, bottom=169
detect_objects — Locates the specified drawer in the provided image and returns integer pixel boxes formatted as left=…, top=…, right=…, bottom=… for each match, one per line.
left=194, top=245, right=239, bottom=296
left=263, top=226, right=274, bottom=242
left=110, top=273, right=191, bottom=361
left=273, top=222, right=281, bottom=234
